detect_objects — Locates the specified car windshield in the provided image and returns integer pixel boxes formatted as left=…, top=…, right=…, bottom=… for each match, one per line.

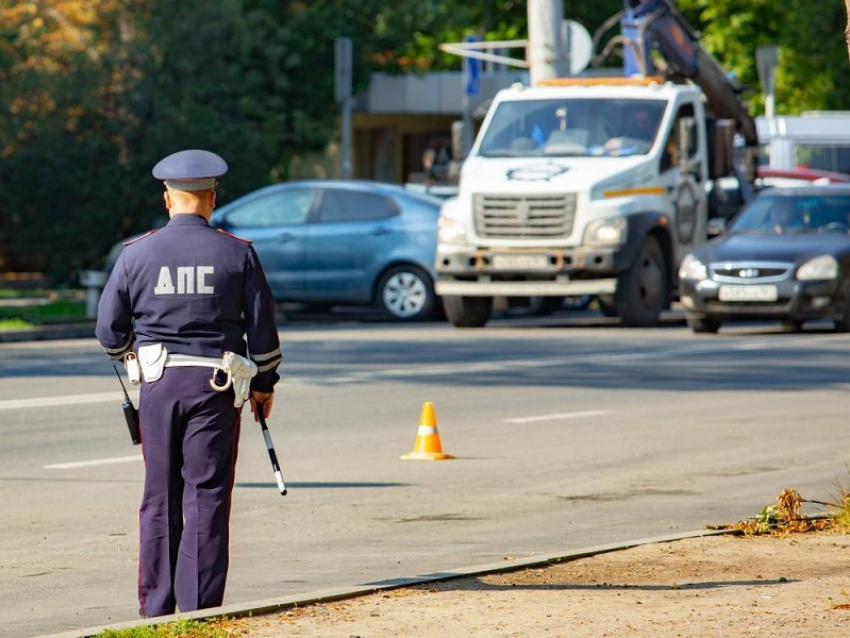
left=477, top=98, right=667, bottom=158
left=730, top=193, right=850, bottom=235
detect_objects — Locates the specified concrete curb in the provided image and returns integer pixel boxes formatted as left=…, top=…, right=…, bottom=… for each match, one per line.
left=33, top=528, right=738, bottom=638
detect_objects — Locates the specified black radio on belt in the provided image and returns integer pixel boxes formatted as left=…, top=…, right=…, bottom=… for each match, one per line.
left=113, top=365, right=141, bottom=446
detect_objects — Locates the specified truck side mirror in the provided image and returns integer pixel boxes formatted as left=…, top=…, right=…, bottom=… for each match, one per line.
left=706, top=119, right=735, bottom=179
left=452, top=120, right=471, bottom=161
left=678, top=117, right=699, bottom=159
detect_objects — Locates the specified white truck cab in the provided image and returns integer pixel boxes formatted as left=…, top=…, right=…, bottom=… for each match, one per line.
left=435, top=76, right=714, bottom=327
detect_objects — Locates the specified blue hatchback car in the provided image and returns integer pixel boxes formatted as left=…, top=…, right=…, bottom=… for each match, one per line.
left=209, top=180, right=443, bottom=321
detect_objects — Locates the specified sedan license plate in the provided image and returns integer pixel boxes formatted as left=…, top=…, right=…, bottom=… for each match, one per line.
left=718, top=284, right=778, bottom=302
left=491, top=254, right=549, bottom=270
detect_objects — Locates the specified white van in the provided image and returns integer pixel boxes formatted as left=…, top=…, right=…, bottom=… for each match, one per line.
left=758, top=112, right=850, bottom=174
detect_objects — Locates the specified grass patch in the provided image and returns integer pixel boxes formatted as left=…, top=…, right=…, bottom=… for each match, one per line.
left=0, top=318, right=32, bottom=330
left=724, top=476, right=850, bottom=536
left=0, top=288, right=53, bottom=299
left=94, top=618, right=234, bottom=638
left=0, top=299, right=86, bottom=326
left=828, top=470, right=850, bottom=528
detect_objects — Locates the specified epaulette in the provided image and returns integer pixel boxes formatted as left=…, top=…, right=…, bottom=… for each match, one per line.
left=123, top=229, right=158, bottom=246
left=217, top=228, right=253, bottom=244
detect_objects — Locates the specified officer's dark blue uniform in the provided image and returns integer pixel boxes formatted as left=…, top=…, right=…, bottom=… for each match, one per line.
left=95, top=150, right=282, bottom=617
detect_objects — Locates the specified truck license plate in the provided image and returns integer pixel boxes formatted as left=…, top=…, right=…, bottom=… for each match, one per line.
left=718, top=285, right=778, bottom=302
left=491, top=254, right=549, bottom=270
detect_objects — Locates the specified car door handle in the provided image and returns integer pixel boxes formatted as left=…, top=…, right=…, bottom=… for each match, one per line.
left=371, top=227, right=392, bottom=236
left=277, top=232, right=296, bottom=242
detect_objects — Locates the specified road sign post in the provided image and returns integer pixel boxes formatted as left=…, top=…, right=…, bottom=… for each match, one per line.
left=756, top=45, right=779, bottom=119
left=335, top=37, right=353, bottom=179
left=461, top=34, right=481, bottom=158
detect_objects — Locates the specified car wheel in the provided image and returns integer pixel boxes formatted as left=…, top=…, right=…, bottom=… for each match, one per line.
left=687, top=314, right=721, bottom=334
left=614, top=235, right=668, bottom=327
left=596, top=294, right=618, bottom=317
left=443, top=295, right=492, bottom=328
left=375, top=265, right=434, bottom=321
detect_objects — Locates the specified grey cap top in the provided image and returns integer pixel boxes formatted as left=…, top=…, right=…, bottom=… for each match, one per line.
left=152, top=150, right=228, bottom=191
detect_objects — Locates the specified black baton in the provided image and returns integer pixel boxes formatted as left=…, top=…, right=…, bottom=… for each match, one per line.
left=257, top=407, right=287, bottom=496
left=113, top=365, right=141, bottom=446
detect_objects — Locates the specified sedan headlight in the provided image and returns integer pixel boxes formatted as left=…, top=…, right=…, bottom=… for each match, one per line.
left=437, top=216, right=468, bottom=245
left=584, top=217, right=627, bottom=247
left=678, top=254, right=707, bottom=281
left=797, top=254, right=839, bottom=281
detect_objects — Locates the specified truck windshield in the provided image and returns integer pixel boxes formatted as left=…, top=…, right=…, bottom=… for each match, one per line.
left=477, top=98, right=667, bottom=158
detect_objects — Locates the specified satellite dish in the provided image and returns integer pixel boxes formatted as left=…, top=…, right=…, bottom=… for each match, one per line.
left=562, top=20, right=593, bottom=75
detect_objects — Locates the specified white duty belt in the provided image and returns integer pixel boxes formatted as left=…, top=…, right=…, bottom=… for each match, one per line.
left=128, top=344, right=258, bottom=408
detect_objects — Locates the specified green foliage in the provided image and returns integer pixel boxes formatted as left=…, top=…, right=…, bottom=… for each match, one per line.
left=677, top=0, right=850, bottom=114
left=0, top=0, right=849, bottom=283
left=0, top=299, right=85, bottom=325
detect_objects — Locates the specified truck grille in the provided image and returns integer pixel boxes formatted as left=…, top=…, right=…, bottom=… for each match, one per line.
left=473, top=193, right=577, bottom=238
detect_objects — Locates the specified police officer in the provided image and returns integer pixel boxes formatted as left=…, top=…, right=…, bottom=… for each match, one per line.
left=95, top=149, right=282, bottom=617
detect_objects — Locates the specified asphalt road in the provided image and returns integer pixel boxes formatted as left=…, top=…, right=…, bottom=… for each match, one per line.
left=3, top=310, right=850, bottom=637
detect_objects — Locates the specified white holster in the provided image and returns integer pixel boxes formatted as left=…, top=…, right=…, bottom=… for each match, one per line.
left=208, top=351, right=258, bottom=408
left=136, top=344, right=258, bottom=408
left=138, top=344, right=168, bottom=383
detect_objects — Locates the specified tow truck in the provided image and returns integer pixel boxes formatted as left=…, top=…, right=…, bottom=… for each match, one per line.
left=434, top=0, right=758, bottom=327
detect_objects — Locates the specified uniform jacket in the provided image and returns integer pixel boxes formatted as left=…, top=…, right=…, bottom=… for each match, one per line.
left=96, top=214, right=281, bottom=392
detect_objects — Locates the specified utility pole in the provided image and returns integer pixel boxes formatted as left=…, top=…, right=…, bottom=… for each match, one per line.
left=527, top=0, right=568, bottom=84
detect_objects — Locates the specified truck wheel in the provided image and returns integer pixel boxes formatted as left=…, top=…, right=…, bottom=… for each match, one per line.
left=443, top=295, right=492, bottom=328
left=614, top=236, right=667, bottom=327
left=687, top=314, right=721, bottom=334
left=376, top=265, right=434, bottom=321
left=596, top=294, right=618, bottom=317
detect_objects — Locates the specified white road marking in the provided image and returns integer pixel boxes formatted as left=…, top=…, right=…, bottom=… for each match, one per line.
left=505, top=410, right=613, bottom=424
left=44, top=455, right=143, bottom=470
left=0, top=392, right=130, bottom=411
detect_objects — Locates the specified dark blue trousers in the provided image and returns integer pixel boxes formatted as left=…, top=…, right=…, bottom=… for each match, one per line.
left=138, top=367, right=241, bottom=617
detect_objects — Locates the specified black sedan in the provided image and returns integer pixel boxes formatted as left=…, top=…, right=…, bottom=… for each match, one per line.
left=679, top=185, right=850, bottom=333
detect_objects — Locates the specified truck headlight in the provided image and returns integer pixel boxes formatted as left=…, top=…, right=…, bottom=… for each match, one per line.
left=798, top=254, right=838, bottom=281
left=437, top=216, right=469, bottom=245
left=584, top=217, right=627, bottom=247
left=678, top=254, right=707, bottom=281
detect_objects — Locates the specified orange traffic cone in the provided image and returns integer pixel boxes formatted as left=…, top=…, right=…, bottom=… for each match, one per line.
left=400, top=401, right=454, bottom=461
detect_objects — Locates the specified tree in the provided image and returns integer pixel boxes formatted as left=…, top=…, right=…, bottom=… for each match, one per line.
left=677, top=0, right=850, bottom=115
left=846, top=0, right=850, bottom=61
left=1, top=0, right=849, bottom=282
left=0, top=0, right=282, bottom=278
